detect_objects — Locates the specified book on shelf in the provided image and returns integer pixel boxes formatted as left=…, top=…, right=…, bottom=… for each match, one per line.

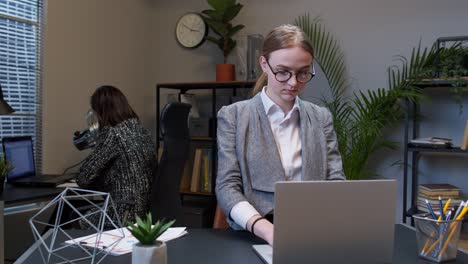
left=190, top=148, right=203, bottom=192
left=182, top=147, right=216, bottom=194
left=179, top=160, right=192, bottom=192
left=418, top=183, right=461, bottom=198
left=419, top=192, right=461, bottom=199
left=409, top=137, right=452, bottom=148
left=411, top=137, right=452, bottom=143
left=199, top=148, right=212, bottom=193
left=202, top=151, right=209, bottom=192
left=419, top=183, right=461, bottom=192
left=195, top=148, right=215, bottom=193
left=417, top=196, right=464, bottom=206
left=416, top=196, right=464, bottom=214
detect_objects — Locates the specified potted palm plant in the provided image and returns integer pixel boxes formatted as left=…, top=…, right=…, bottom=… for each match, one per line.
left=294, top=14, right=447, bottom=180
left=201, top=0, right=245, bottom=81
left=127, top=213, right=175, bottom=264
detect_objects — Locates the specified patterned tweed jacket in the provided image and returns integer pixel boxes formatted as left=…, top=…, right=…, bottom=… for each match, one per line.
left=76, top=118, right=156, bottom=227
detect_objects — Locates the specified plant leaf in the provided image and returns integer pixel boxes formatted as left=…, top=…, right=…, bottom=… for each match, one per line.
left=201, top=10, right=222, bottom=21
left=127, top=214, right=175, bottom=245
left=223, top=4, right=243, bottom=22
left=226, top=24, right=244, bottom=38
left=204, top=18, right=227, bottom=36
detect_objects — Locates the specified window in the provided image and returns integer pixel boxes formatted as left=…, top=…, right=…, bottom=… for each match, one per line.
left=0, top=0, right=43, bottom=171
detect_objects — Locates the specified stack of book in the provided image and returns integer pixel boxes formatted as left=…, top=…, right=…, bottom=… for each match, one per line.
left=417, top=184, right=463, bottom=214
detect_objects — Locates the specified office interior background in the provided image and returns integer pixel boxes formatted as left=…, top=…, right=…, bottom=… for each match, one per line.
left=3, top=0, right=467, bottom=224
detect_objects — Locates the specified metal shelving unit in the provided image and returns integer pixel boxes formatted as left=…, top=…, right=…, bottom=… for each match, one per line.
left=155, top=81, right=255, bottom=196
left=402, top=80, right=468, bottom=224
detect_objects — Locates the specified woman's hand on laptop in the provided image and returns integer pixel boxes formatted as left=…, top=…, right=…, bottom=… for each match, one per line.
left=247, top=215, right=274, bottom=245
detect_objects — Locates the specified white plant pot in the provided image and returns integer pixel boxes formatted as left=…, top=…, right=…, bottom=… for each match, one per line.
left=132, top=241, right=167, bottom=264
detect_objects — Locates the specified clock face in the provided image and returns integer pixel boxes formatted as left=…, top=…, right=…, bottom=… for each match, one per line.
left=176, top=13, right=207, bottom=48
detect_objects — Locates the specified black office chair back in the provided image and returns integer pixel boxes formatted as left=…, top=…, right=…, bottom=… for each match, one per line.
left=151, top=102, right=191, bottom=225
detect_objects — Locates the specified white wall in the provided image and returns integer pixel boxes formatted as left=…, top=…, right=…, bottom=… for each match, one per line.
left=43, top=0, right=468, bottom=222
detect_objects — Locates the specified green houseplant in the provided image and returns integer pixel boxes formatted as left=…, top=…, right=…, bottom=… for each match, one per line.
left=127, top=213, right=175, bottom=264
left=294, top=14, right=445, bottom=180
left=430, top=43, right=468, bottom=114
left=434, top=44, right=468, bottom=78
left=201, top=0, right=245, bottom=81
left=0, top=154, right=13, bottom=193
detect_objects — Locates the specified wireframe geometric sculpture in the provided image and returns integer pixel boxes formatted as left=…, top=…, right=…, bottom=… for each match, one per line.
left=29, top=188, right=125, bottom=264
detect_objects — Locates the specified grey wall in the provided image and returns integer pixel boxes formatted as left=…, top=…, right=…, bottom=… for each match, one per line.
left=43, top=0, right=468, bottom=222
left=43, top=0, right=157, bottom=173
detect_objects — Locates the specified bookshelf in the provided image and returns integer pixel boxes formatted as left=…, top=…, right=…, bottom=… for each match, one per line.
left=402, top=79, right=468, bottom=225
left=155, top=81, right=255, bottom=197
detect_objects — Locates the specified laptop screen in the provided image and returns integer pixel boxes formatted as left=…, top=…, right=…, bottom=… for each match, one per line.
left=3, top=137, right=35, bottom=180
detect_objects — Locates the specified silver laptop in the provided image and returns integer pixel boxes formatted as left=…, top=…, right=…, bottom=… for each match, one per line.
left=253, top=180, right=397, bottom=264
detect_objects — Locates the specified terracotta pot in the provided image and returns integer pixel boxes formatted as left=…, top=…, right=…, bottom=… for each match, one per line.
left=216, top=64, right=235, bottom=81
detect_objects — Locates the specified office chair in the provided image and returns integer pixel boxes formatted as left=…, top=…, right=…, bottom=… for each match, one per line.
left=151, top=102, right=191, bottom=225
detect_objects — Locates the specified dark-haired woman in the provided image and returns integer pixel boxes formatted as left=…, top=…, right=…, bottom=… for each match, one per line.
left=76, top=85, right=156, bottom=228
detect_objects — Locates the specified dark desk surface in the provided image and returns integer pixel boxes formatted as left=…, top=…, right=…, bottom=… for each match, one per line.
left=0, top=184, right=66, bottom=264
left=16, top=224, right=468, bottom=264
left=0, top=184, right=64, bottom=205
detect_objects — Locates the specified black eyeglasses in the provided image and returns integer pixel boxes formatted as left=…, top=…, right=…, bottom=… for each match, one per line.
left=266, top=59, right=315, bottom=83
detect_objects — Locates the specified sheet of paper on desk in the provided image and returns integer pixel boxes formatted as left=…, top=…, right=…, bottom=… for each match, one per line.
left=57, top=182, right=79, bottom=188
left=64, top=227, right=187, bottom=256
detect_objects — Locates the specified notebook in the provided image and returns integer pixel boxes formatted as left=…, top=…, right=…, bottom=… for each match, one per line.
left=253, top=180, right=397, bottom=264
left=2, top=136, right=76, bottom=187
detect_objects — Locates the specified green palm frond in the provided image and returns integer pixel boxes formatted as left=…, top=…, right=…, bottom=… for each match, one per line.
left=294, top=15, right=348, bottom=104
left=388, top=42, right=439, bottom=92
left=295, top=14, right=439, bottom=180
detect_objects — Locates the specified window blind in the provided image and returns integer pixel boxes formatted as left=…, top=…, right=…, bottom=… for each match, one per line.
left=0, top=0, right=43, bottom=172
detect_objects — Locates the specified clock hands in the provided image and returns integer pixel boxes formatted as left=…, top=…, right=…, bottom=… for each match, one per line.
left=182, top=23, right=200, bottom=32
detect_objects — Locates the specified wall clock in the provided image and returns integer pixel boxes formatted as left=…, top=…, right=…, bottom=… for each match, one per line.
left=175, top=13, right=207, bottom=48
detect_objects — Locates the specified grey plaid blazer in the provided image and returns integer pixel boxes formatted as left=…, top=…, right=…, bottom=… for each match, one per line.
left=216, top=93, right=345, bottom=229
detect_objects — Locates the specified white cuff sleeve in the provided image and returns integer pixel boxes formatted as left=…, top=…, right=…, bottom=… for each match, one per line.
left=230, top=201, right=260, bottom=230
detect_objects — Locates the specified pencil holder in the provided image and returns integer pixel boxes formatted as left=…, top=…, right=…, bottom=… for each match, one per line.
left=413, top=214, right=462, bottom=263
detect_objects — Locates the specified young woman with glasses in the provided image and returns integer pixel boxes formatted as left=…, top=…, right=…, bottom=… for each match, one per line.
left=216, top=24, right=345, bottom=245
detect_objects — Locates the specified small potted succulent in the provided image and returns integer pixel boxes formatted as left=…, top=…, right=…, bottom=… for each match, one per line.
left=201, top=0, right=245, bottom=81
left=0, top=154, right=13, bottom=194
left=127, top=213, right=175, bottom=264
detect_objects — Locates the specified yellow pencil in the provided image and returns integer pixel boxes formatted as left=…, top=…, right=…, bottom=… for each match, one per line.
left=425, top=205, right=468, bottom=257
left=421, top=208, right=446, bottom=254
left=438, top=206, right=468, bottom=258
left=421, top=216, right=441, bottom=254
left=443, top=198, right=452, bottom=214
